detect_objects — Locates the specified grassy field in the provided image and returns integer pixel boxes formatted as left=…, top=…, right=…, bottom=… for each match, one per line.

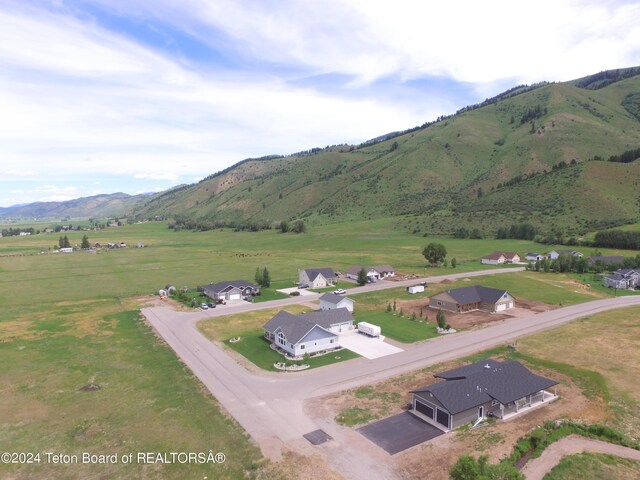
left=544, top=452, right=640, bottom=480
left=357, top=311, right=438, bottom=343
left=0, top=301, right=265, bottom=479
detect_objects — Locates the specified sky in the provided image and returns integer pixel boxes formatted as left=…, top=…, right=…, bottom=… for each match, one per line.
left=1, top=0, right=639, bottom=207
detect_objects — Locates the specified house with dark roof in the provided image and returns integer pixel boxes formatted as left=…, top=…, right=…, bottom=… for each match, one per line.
left=319, top=292, right=355, bottom=313
left=548, top=249, right=583, bottom=260
left=263, top=308, right=354, bottom=356
left=429, top=286, right=515, bottom=313
left=345, top=265, right=395, bottom=281
left=299, top=268, right=338, bottom=288
left=201, top=280, right=260, bottom=301
left=480, top=252, right=520, bottom=265
left=603, top=268, right=640, bottom=289
left=587, top=255, right=624, bottom=268
left=411, top=360, right=558, bottom=431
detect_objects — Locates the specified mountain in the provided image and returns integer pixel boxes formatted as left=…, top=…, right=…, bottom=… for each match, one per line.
left=131, top=67, right=640, bottom=236
left=0, top=192, right=154, bottom=220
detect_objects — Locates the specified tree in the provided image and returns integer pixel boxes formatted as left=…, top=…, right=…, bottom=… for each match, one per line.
left=292, top=220, right=305, bottom=234
left=279, top=220, right=289, bottom=233
left=81, top=235, right=90, bottom=249
left=470, top=228, right=482, bottom=239
left=255, top=267, right=262, bottom=286
left=422, top=242, right=447, bottom=266
left=451, top=258, right=457, bottom=268
left=58, top=236, right=65, bottom=249
left=436, top=310, right=446, bottom=329
left=356, top=267, right=368, bottom=286
left=261, top=267, right=271, bottom=288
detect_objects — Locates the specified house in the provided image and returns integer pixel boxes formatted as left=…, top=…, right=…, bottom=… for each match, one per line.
left=587, top=256, right=624, bottom=268
left=345, top=265, right=395, bottom=281
left=201, top=280, right=260, bottom=301
left=319, top=293, right=354, bottom=312
left=429, top=286, right=515, bottom=313
left=411, top=359, right=558, bottom=431
left=263, top=308, right=354, bottom=356
left=548, top=249, right=583, bottom=260
left=603, top=269, right=640, bottom=289
left=525, top=253, right=545, bottom=262
left=299, top=268, right=338, bottom=288
left=480, top=252, right=520, bottom=265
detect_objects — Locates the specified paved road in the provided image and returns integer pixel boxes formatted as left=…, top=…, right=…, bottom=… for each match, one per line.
left=521, top=434, right=640, bottom=480
left=142, top=270, right=640, bottom=480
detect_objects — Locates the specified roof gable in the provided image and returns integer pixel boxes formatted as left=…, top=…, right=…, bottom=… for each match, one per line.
left=303, top=268, right=336, bottom=281
left=444, top=285, right=510, bottom=305
left=319, top=292, right=354, bottom=305
left=202, top=280, right=258, bottom=294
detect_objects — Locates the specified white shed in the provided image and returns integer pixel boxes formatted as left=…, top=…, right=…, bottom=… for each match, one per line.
left=407, top=285, right=425, bottom=294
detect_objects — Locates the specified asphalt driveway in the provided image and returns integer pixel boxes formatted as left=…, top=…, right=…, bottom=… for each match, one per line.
left=357, top=411, right=444, bottom=455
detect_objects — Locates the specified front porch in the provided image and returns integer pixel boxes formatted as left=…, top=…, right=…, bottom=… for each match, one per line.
left=497, top=389, right=557, bottom=421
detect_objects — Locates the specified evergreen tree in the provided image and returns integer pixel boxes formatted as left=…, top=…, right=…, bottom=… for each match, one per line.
left=255, top=267, right=263, bottom=286
left=81, top=235, right=90, bottom=249
left=261, top=267, right=271, bottom=288
left=356, top=267, right=368, bottom=286
left=436, top=310, right=446, bottom=329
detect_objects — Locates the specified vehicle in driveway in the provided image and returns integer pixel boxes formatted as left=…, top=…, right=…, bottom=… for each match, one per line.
left=333, top=288, right=346, bottom=294
left=298, top=283, right=309, bottom=289
left=200, top=303, right=209, bottom=310
left=207, top=303, right=216, bottom=308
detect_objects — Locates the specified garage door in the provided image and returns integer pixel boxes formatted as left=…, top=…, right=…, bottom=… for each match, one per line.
left=415, top=400, right=434, bottom=420
left=228, top=293, right=241, bottom=300
left=496, top=303, right=506, bottom=311
left=436, top=408, right=450, bottom=428
left=508, top=302, right=513, bottom=308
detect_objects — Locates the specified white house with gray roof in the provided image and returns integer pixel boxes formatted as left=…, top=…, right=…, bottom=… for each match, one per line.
left=548, top=249, right=583, bottom=260
left=411, top=359, right=558, bottom=431
left=319, top=293, right=354, bottom=313
left=263, top=308, right=354, bottom=356
left=603, top=268, right=640, bottom=289
left=429, top=286, right=515, bottom=313
left=298, top=268, right=338, bottom=288
left=345, top=265, right=395, bottom=281
left=201, top=280, right=259, bottom=301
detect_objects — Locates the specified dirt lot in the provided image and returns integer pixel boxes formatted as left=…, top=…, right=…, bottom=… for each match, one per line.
left=308, top=356, right=610, bottom=480
left=399, top=297, right=555, bottom=330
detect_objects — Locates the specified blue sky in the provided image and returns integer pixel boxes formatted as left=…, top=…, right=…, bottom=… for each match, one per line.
left=1, top=0, right=639, bottom=207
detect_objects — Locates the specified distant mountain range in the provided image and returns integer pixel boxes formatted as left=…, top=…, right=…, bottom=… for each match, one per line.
left=4, top=67, right=640, bottom=236
left=0, top=192, right=153, bottom=220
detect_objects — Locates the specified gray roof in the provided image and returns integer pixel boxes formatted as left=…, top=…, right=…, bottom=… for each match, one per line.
left=588, top=256, right=624, bottom=266
left=299, top=308, right=354, bottom=328
left=303, top=268, right=337, bottom=281
left=202, top=280, right=258, bottom=295
left=413, top=360, right=558, bottom=415
left=605, top=268, right=640, bottom=280
left=435, top=359, right=503, bottom=380
left=319, top=292, right=354, bottom=305
left=551, top=249, right=582, bottom=256
left=263, top=309, right=351, bottom=344
left=444, top=286, right=510, bottom=305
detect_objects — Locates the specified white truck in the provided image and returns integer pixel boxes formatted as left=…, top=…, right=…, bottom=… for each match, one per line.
left=357, top=321, right=381, bottom=337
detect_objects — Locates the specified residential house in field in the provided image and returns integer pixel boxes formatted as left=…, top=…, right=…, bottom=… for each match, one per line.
left=525, top=253, right=545, bottom=262
left=345, top=265, right=395, bottom=281
left=603, top=269, right=640, bottom=290
left=587, top=255, right=624, bottom=269
left=480, top=252, right=520, bottom=265
left=548, top=249, right=583, bottom=260
left=429, top=286, right=515, bottom=313
left=319, top=293, right=355, bottom=313
left=263, top=308, right=354, bottom=356
left=299, top=268, right=338, bottom=288
left=201, top=280, right=260, bottom=301
left=411, top=359, right=558, bottom=431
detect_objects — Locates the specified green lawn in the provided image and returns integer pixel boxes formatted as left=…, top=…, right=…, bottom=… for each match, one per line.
left=224, top=333, right=359, bottom=371
left=252, top=288, right=290, bottom=302
left=310, top=280, right=354, bottom=293
left=357, top=311, right=438, bottom=343
left=544, top=452, right=640, bottom=480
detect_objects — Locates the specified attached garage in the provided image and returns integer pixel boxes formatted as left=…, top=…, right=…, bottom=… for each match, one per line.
left=415, top=400, right=434, bottom=419
left=228, top=293, right=241, bottom=301
left=435, top=409, right=450, bottom=429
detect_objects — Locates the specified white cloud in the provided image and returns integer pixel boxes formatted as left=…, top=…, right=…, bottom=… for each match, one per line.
left=134, top=172, right=180, bottom=181
left=3, top=169, right=36, bottom=177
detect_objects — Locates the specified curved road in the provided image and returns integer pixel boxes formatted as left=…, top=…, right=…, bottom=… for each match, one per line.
left=521, top=435, right=640, bottom=480
left=141, top=270, right=640, bottom=479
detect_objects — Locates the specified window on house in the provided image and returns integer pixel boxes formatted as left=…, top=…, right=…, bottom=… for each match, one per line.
left=300, top=344, right=305, bottom=350
left=491, top=399, right=499, bottom=406
left=330, top=339, right=334, bottom=343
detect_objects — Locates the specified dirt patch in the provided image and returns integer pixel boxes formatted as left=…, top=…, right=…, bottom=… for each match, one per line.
left=386, top=272, right=420, bottom=282
left=258, top=449, right=343, bottom=480
left=79, top=383, right=101, bottom=391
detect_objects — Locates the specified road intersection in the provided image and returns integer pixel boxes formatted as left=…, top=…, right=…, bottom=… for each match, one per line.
left=142, top=268, right=640, bottom=479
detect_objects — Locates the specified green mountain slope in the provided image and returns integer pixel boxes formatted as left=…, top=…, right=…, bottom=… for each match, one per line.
left=133, top=69, right=640, bottom=235
left=0, top=192, right=154, bottom=220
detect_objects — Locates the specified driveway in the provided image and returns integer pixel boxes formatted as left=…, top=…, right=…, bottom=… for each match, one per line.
left=357, top=412, right=443, bottom=455
left=277, top=286, right=316, bottom=296
left=338, top=330, right=403, bottom=359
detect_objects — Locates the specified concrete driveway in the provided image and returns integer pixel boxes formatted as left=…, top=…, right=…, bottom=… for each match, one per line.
left=277, top=286, right=316, bottom=296
left=338, top=330, right=403, bottom=359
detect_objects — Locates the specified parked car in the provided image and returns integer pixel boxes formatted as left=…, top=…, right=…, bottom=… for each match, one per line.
left=333, top=289, right=346, bottom=295
left=200, top=303, right=209, bottom=310
left=207, top=303, right=216, bottom=308
left=289, top=291, right=301, bottom=296
left=298, top=283, right=309, bottom=289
